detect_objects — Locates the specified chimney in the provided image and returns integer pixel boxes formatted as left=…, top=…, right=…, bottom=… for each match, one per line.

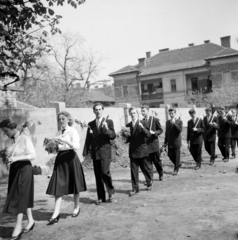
left=204, top=40, right=210, bottom=43
left=188, top=43, right=194, bottom=47
left=159, top=48, right=169, bottom=52
left=220, top=36, right=231, bottom=48
left=146, top=51, right=151, bottom=58
left=138, top=58, right=146, bottom=67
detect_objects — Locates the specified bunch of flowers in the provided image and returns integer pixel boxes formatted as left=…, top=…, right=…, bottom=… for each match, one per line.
left=0, top=148, right=11, bottom=165
left=118, top=126, right=131, bottom=140
left=75, top=119, right=88, bottom=129
left=43, top=138, right=62, bottom=154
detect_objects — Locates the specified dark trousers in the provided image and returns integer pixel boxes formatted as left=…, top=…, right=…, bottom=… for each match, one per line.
left=218, top=138, right=230, bottom=159
left=168, top=147, right=181, bottom=171
left=93, top=158, right=114, bottom=201
left=231, top=139, right=238, bottom=156
left=204, top=141, right=216, bottom=160
left=145, top=151, right=163, bottom=180
left=190, top=143, right=203, bottom=164
left=130, top=157, right=151, bottom=191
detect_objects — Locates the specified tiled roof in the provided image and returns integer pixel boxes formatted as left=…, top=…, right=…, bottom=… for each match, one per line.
left=109, top=65, right=139, bottom=76
left=111, top=42, right=238, bottom=77
left=86, top=90, right=115, bottom=102
left=205, top=47, right=238, bottom=60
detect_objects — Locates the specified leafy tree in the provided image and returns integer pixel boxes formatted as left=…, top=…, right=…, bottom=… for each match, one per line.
left=0, top=0, right=85, bottom=73
left=186, top=83, right=238, bottom=107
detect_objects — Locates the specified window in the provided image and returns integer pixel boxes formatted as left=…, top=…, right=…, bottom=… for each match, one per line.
left=191, top=78, right=198, bottom=92
left=223, top=71, right=231, bottom=84
left=170, top=79, right=177, bottom=92
left=172, top=103, right=178, bottom=108
left=122, top=85, right=128, bottom=97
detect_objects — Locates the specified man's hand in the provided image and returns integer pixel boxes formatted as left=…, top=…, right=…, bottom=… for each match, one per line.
left=150, top=130, right=155, bottom=135
left=187, top=142, right=190, bottom=150
left=102, top=121, right=108, bottom=130
left=193, top=127, right=197, bottom=131
left=138, top=122, right=144, bottom=128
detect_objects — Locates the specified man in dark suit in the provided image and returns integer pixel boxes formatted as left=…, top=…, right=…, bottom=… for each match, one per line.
left=141, top=105, right=163, bottom=181
left=203, top=107, right=218, bottom=165
left=83, top=103, right=116, bottom=205
left=230, top=109, right=238, bottom=158
left=164, top=108, right=183, bottom=175
left=187, top=109, right=205, bottom=170
left=126, top=107, right=152, bottom=196
left=217, top=106, right=232, bottom=162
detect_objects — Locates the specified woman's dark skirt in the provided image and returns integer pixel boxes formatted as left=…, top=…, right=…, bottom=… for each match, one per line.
left=3, top=161, right=34, bottom=214
left=46, top=150, right=87, bottom=196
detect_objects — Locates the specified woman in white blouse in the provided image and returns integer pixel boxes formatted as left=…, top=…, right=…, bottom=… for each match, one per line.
left=46, top=111, right=87, bottom=225
left=0, top=119, right=36, bottom=240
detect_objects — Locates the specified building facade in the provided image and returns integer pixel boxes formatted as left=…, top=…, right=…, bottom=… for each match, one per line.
left=110, top=36, right=238, bottom=107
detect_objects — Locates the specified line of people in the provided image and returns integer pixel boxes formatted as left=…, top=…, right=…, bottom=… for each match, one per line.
left=1, top=103, right=238, bottom=239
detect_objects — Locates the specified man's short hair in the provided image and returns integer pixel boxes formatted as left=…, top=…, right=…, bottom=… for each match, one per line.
left=168, top=108, right=176, bottom=113
left=189, top=109, right=196, bottom=114
left=129, top=107, right=137, bottom=114
left=205, top=107, right=212, bottom=112
left=141, top=105, right=149, bottom=110
left=93, top=103, right=104, bottom=111
left=219, top=106, right=225, bottom=111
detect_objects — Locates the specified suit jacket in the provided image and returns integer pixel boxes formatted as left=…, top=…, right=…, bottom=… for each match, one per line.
left=203, top=115, right=218, bottom=142
left=187, top=118, right=204, bottom=145
left=144, top=116, right=163, bottom=153
left=229, top=115, right=238, bottom=139
left=83, top=118, right=116, bottom=160
left=164, top=119, right=183, bottom=148
left=217, top=116, right=232, bottom=139
left=126, top=119, right=151, bottom=159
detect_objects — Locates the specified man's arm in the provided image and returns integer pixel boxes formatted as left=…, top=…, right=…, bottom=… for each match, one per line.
left=83, top=123, right=93, bottom=156
left=153, top=118, right=163, bottom=137
left=102, top=119, right=116, bottom=140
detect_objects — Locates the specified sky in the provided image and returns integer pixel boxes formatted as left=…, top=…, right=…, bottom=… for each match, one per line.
left=52, top=0, right=238, bottom=81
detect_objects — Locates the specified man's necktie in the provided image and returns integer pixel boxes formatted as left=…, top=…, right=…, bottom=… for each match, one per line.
left=97, top=120, right=100, bottom=129
left=11, top=136, right=15, bottom=143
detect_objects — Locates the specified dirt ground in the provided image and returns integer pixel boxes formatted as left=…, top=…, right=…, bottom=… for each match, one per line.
left=1, top=150, right=238, bottom=240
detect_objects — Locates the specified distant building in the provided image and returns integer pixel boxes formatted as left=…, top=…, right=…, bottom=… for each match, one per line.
left=109, top=36, right=238, bottom=107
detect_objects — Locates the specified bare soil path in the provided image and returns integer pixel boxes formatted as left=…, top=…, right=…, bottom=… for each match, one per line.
left=1, top=154, right=238, bottom=240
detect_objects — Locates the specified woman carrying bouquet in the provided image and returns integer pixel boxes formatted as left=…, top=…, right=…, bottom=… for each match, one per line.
left=46, top=111, right=87, bottom=224
left=0, top=119, right=36, bottom=240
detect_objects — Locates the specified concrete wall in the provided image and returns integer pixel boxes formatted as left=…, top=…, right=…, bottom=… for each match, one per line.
left=0, top=104, right=206, bottom=168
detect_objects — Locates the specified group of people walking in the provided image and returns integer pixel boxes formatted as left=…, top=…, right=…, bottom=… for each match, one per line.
left=1, top=103, right=238, bottom=239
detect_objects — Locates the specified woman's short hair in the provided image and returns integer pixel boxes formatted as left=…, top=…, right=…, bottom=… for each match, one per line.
left=0, top=119, right=17, bottom=129
left=58, top=111, right=74, bottom=127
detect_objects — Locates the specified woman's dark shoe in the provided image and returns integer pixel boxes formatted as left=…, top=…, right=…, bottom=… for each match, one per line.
left=48, top=214, right=60, bottom=225
left=72, top=209, right=80, bottom=218
left=10, top=232, right=23, bottom=240
left=23, top=222, right=35, bottom=233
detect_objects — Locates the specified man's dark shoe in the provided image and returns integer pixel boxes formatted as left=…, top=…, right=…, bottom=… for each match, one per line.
left=129, top=190, right=139, bottom=197
left=147, top=181, right=153, bottom=190
left=209, top=160, right=214, bottom=165
left=95, top=199, right=105, bottom=205
left=172, top=170, right=178, bottom=176
left=194, top=164, right=201, bottom=170
left=159, top=174, right=163, bottom=181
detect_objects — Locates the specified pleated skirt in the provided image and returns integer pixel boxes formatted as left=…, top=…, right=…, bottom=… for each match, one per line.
left=3, top=161, right=34, bottom=214
left=46, top=150, right=87, bottom=196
